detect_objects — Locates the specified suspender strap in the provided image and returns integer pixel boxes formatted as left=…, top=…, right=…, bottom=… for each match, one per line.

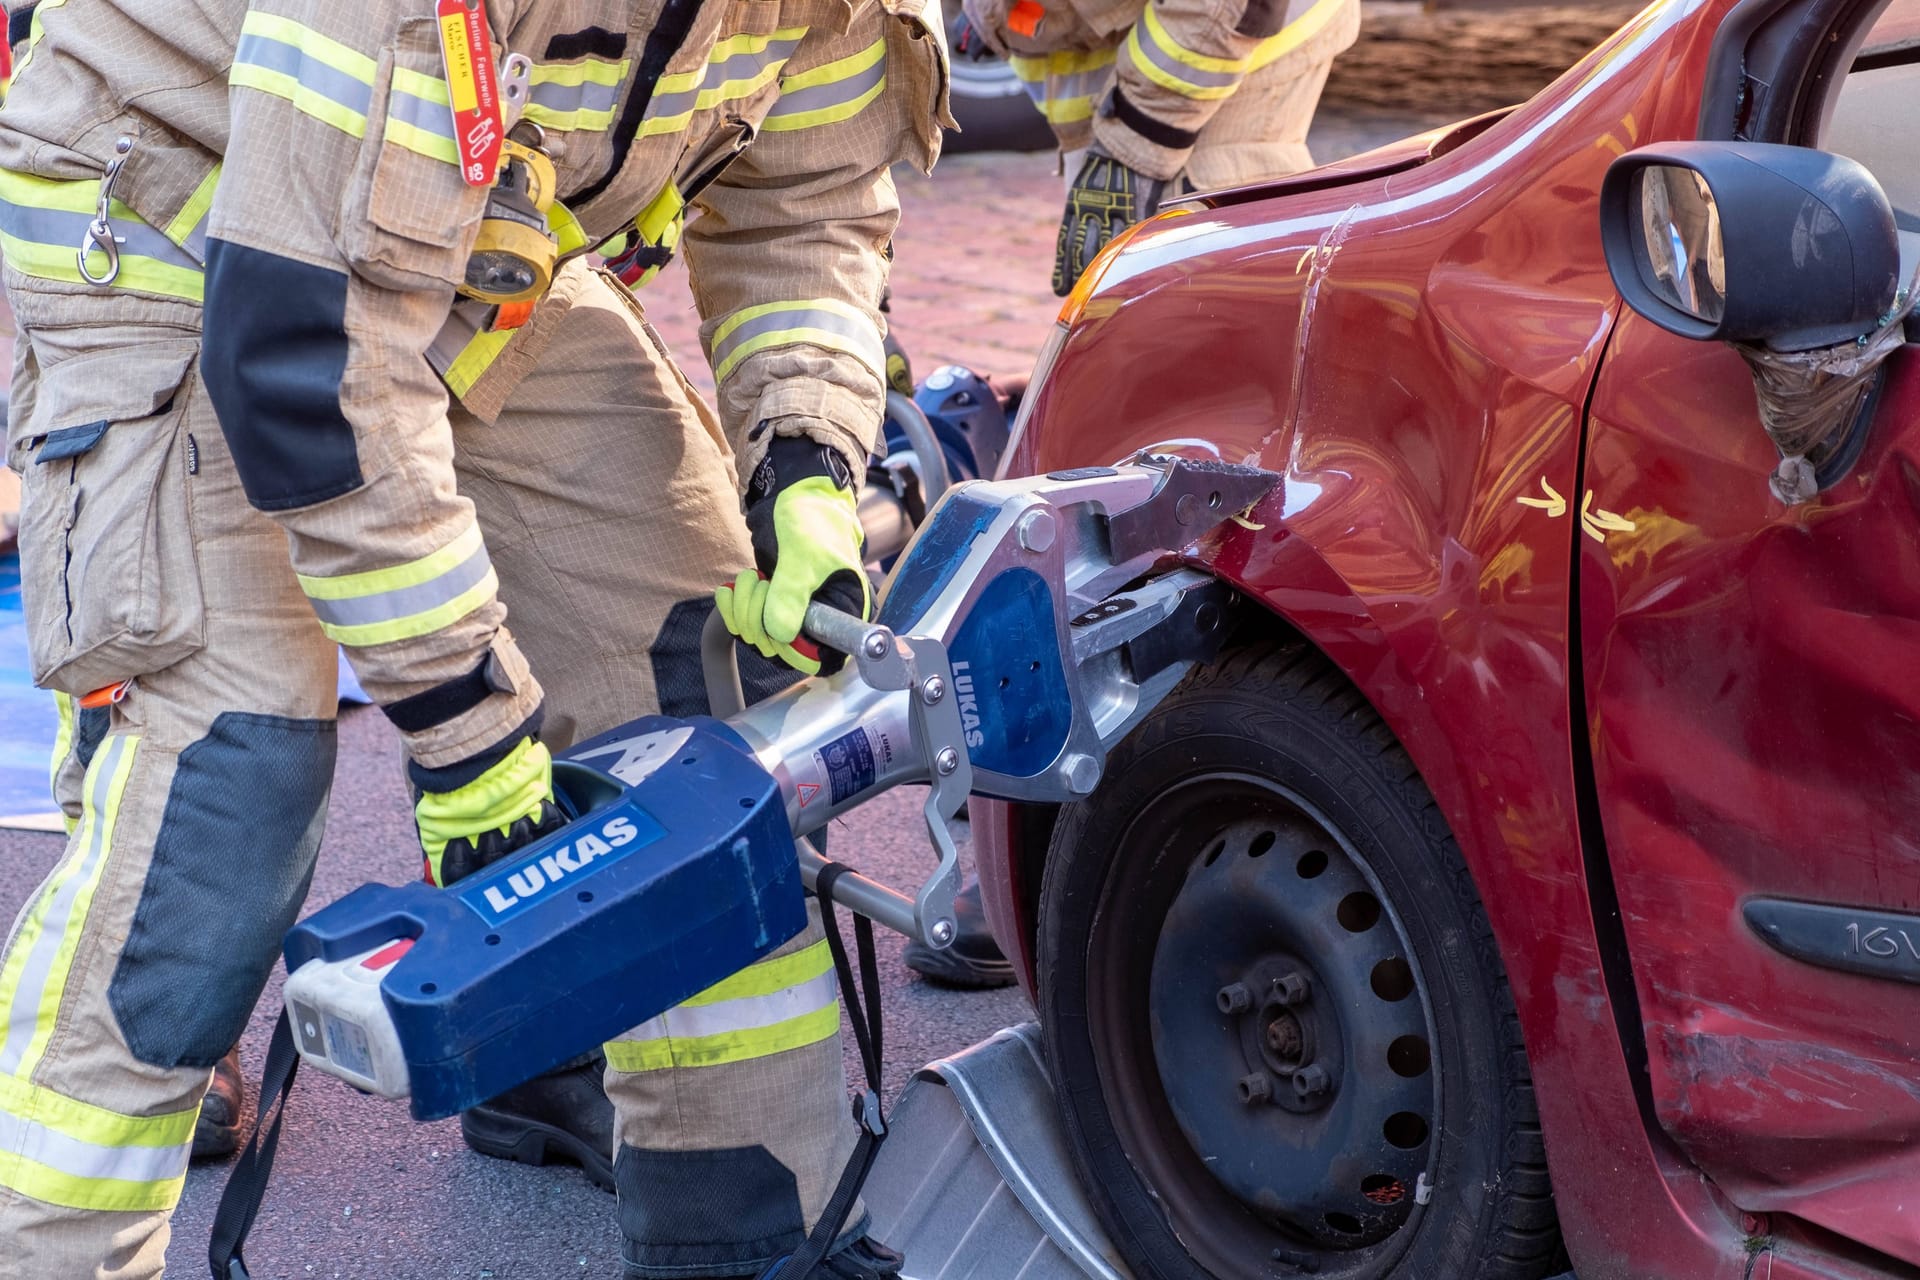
left=207, top=1009, right=303, bottom=1280
left=765, top=862, right=888, bottom=1280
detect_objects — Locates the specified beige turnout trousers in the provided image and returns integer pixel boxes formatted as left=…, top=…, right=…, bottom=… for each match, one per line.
left=0, top=258, right=854, bottom=1278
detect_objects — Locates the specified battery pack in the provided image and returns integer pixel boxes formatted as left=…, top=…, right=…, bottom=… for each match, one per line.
left=283, top=716, right=806, bottom=1120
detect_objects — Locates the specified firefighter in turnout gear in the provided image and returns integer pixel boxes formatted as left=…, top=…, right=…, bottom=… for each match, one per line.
left=961, top=0, right=1359, bottom=293
left=0, top=0, right=948, bottom=1274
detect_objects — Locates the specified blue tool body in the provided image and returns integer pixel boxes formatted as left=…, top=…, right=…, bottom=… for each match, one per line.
left=283, top=716, right=806, bottom=1120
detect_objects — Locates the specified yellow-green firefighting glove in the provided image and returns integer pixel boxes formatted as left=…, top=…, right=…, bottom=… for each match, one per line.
left=715, top=434, right=872, bottom=677
left=415, top=734, right=566, bottom=887
left=1053, top=149, right=1167, bottom=297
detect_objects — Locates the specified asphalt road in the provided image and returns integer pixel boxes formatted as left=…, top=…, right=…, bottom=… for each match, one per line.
left=0, top=107, right=1454, bottom=1279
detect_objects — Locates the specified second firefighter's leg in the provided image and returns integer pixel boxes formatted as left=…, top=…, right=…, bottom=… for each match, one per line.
left=450, top=260, right=863, bottom=1276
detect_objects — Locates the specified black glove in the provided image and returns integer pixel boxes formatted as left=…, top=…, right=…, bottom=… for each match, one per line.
left=1053, top=149, right=1166, bottom=297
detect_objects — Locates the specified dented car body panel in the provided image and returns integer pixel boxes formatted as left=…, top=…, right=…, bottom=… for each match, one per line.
left=974, top=0, right=1920, bottom=1274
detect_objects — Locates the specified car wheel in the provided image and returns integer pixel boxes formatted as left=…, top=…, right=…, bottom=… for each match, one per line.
left=1037, top=640, right=1560, bottom=1280
left=942, top=9, right=1057, bottom=153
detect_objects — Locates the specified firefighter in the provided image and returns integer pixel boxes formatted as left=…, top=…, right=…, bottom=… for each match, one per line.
left=0, top=0, right=946, bottom=1275
left=962, top=0, right=1360, bottom=294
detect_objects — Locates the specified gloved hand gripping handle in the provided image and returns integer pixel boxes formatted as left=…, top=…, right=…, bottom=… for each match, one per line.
left=703, top=454, right=1281, bottom=951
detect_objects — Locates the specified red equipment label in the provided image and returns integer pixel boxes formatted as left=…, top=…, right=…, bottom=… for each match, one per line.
left=436, top=0, right=503, bottom=187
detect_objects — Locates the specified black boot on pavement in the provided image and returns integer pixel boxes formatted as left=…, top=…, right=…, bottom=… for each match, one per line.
left=461, top=1053, right=616, bottom=1191
left=902, top=877, right=1015, bottom=989
left=191, top=1047, right=244, bottom=1161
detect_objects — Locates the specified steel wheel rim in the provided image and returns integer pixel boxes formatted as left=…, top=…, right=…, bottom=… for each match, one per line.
left=1085, top=771, right=1442, bottom=1279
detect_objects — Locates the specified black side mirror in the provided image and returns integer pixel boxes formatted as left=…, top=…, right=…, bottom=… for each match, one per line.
left=1600, top=142, right=1900, bottom=352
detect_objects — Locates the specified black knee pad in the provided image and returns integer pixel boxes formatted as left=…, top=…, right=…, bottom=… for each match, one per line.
left=109, top=712, right=335, bottom=1068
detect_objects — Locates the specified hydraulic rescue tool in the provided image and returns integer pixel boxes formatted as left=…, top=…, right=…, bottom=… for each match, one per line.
left=277, top=454, right=1277, bottom=1120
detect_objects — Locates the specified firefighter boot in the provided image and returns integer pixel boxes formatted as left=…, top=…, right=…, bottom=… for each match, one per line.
left=461, top=1053, right=617, bottom=1190
left=902, top=877, right=1015, bottom=990
left=191, top=1047, right=245, bottom=1161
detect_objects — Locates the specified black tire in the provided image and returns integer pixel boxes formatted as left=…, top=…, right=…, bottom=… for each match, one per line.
left=1037, top=640, right=1558, bottom=1280
left=942, top=2, right=1057, bottom=153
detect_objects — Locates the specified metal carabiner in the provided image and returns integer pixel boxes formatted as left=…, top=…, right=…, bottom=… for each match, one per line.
left=76, top=136, right=134, bottom=287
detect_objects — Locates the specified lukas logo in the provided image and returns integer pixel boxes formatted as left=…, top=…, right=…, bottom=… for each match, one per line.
left=467, top=812, right=659, bottom=923
left=952, top=661, right=986, bottom=750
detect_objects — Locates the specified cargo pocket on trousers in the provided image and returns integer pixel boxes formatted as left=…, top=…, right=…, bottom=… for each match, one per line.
left=15, top=339, right=206, bottom=696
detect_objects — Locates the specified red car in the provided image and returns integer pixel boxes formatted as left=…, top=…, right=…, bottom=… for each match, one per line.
left=970, top=0, right=1920, bottom=1277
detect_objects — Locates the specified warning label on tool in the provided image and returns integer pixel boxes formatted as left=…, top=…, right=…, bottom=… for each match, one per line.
left=816, top=728, right=876, bottom=807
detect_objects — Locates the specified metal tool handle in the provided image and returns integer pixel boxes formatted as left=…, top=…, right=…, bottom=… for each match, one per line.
left=700, top=607, right=929, bottom=941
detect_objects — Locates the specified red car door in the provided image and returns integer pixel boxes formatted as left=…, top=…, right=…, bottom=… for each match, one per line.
left=1576, top=21, right=1920, bottom=1253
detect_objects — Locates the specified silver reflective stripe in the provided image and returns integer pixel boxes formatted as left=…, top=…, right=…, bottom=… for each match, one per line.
left=765, top=56, right=885, bottom=121
left=181, top=219, right=209, bottom=265
left=528, top=75, right=624, bottom=120
left=304, top=541, right=494, bottom=630
left=0, top=198, right=202, bottom=273
left=1126, top=23, right=1240, bottom=90
left=644, top=36, right=806, bottom=124
left=710, top=306, right=883, bottom=378
left=627, top=970, right=837, bottom=1042
left=0, top=1106, right=191, bottom=1184
left=389, top=85, right=456, bottom=141
left=233, top=30, right=375, bottom=117
left=0, top=736, right=126, bottom=1077
left=1035, top=64, right=1111, bottom=108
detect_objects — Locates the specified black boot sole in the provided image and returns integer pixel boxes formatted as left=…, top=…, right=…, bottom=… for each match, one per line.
left=461, top=1106, right=616, bottom=1192
left=902, top=941, right=1017, bottom=990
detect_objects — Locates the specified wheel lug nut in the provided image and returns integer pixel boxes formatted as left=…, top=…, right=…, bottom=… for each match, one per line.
left=1216, top=982, right=1252, bottom=1014
left=1265, top=1015, right=1302, bottom=1059
left=1236, top=1072, right=1272, bottom=1104
left=1293, top=1064, right=1331, bottom=1098
left=1274, top=972, right=1311, bottom=1006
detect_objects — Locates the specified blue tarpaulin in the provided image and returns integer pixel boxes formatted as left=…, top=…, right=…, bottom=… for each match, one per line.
left=0, top=551, right=60, bottom=829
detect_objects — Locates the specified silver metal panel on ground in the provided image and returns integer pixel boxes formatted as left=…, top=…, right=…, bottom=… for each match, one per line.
left=864, top=1023, right=1133, bottom=1280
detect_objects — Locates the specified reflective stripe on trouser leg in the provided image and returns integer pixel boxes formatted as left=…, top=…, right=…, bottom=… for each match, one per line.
left=604, top=902, right=861, bottom=1278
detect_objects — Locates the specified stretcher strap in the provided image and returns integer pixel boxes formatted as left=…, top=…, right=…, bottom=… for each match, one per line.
left=767, top=861, right=887, bottom=1280
left=207, top=1009, right=301, bottom=1280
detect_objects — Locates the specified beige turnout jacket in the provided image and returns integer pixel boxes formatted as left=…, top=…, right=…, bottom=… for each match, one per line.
left=0, top=0, right=950, bottom=766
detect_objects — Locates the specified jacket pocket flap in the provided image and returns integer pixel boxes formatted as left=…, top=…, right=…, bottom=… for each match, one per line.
left=33, top=340, right=198, bottom=441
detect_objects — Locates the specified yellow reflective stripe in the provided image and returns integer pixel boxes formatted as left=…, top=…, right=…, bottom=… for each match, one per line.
left=163, top=165, right=221, bottom=247
left=240, top=11, right=377, bottom=83
left=1126, top=23, right=1235, bottom=100
left=444, top=326, right=516, bottom=398
left=392, top=66, right=448, bottom=103
left=46, top=692, right=74, bottom=801
left=524, top=101, right=620, bottom=131
left=1141, top=2, right=1243, bottom=74
left=0, top=231, right=206, bottom=302
left=712, top=321, right=882, bottom=384
left=385, top=118, right=460, bottom=164
left=550, top=201, right=589, bottom=255
left=762, top=79, right=884, bottom=132
left=684, top=940, right=832, bottom=1007
left=1009, top=48, right=1114, bottom=81
left=316, top=570, right=499, bottom=648
left=0, top=1151, right=185, bottom=1212
left=638, top=62, right=788, bottom=136
left=777, top=38, right=884, bottom=93
left=0, top=1074, right=198, bottom=1150
left=1248, top=0, right=1348, bottom=70
left=0, top=737, right=139, bottom=1082
left=229, top=62, right=369, bottom=137
left=654, top=27, right=811, bottom=95
left=604, top=1003, right=841, bottom=1071
left=9, top=0, right=72, bottom=84
left=297, top=522, right=483, bottom=602
left=297, top=523, right=497, bottom=647
left=531, top=58, right=629, bottom=88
